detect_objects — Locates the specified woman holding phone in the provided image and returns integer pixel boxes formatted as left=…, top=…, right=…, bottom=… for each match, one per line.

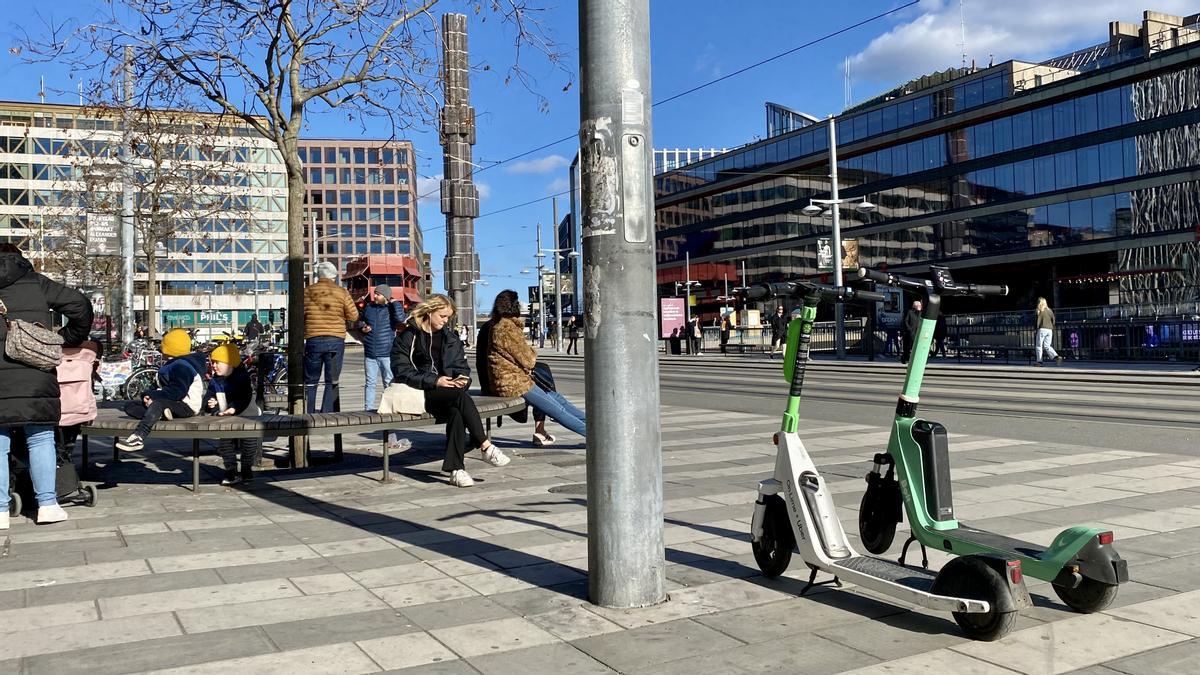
left=391, top=294, right=509, bottom=487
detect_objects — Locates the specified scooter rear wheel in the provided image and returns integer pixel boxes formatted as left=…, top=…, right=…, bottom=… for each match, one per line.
left=1053, top=577, right=1118, bottom=613
left=858, top=491, right=898, bottom=554
left=752, top=496, right=794, bottom=578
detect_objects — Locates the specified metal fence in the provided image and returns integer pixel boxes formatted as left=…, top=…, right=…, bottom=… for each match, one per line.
left=674, top=316, right=1200, bottom=363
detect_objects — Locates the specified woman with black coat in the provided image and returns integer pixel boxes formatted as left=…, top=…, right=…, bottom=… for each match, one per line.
left=0, top=244, right=93, bottom=528
left=391, top=294, right=509, bottom=488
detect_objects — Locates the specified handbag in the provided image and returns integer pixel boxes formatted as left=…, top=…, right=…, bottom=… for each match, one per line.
left=0, top=297, right=64, bottom=371
left=379, top=336, right=426, bottom=415
left=530, top=361, right=556, bottom=392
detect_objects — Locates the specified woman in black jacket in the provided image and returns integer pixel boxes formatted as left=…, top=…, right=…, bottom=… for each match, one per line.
left=391, top=294, right=509, bottom=488
left=0, top=244, right=93, bottom=527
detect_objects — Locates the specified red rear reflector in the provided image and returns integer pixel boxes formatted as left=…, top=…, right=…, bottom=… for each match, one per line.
left=772, top=433, right=780, bottom=445
left=1006, top=560, right=1023, bottom=585
left=1098, top=531, right=1114, bottom=545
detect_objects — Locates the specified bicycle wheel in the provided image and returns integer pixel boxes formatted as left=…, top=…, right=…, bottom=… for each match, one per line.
left=124, top=367, right=159, bottom=401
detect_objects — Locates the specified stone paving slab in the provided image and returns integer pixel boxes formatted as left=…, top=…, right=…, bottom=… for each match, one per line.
left=1, top=403, right=1198, bottom=673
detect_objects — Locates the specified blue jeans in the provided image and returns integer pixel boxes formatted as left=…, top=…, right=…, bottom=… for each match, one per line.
left=0, top=425, right=59, bottom=508
left=1036, top=328, right=1058, bottom=362
left=304, top=336, right=345, bottom=413
left=523, top=386, right=587, bottom=437
left=363, top=355, right=393, bottom=411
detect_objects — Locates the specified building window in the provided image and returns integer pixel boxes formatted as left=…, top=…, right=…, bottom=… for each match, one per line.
left=382, top=148, right=394, bottom=164
left=354, top=148, right=365, bottom=164
left=338, top=147, right=351, bottom=164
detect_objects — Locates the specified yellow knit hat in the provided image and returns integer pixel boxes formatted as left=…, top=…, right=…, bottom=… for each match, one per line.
left=161, top=328, right=192, bottom=358
left=210, top=343, right=242, bottom=367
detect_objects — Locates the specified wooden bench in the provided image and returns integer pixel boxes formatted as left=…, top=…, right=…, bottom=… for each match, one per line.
left=80, top=396, right=527, bottom=492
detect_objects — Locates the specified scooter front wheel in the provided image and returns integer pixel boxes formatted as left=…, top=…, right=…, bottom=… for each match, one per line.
left=1053, top=577, right=1118, bottom=613
left=752, top=495, right=794, bottom=578
left=858, top=491, right=898, bottom=554
left=932, top=556, right=1017, bottom=641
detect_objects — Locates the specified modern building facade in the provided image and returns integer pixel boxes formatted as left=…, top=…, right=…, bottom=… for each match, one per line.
left=0, top=100, right=289, bottom=336
left=298, top=139, right=422, bottom=277
left=654, top=10, right=1200, bottom=320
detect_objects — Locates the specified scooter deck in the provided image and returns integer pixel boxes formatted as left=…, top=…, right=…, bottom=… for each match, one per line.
left=950, top=525, right=1048, bottom=559
left=832, top=556, right=936, bottom=591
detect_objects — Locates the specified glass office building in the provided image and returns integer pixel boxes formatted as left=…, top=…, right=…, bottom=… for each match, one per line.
left=0, top=100, right=289, bottom=335
left=654, top=11, right=1200, bottom=316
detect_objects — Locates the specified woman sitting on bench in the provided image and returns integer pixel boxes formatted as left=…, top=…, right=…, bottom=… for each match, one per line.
left=391, top=294, right=510, bottom=488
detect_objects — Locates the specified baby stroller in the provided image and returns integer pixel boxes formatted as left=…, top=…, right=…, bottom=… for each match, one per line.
left=7, top=344, right=101, bottom=517
left=7, top=427, right=99, bottom=516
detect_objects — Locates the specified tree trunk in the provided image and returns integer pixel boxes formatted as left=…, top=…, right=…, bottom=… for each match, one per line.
left=285, top=151, right=309, bottom=465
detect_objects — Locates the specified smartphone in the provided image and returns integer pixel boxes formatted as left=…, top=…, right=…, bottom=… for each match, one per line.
left=452, top=374, right=469, bottom=383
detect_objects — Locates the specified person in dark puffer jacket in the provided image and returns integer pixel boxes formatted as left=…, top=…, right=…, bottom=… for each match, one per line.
left=117, top=328, right=207, bottom=453
left=354, top=284, right=407, bottom=412
left=0, top=244, right=93, bottom=528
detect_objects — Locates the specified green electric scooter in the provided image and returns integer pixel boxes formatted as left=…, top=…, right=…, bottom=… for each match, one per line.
left=744, top=280, right=1033, bottom=641
left=856, top=265, right=1128, bottom=615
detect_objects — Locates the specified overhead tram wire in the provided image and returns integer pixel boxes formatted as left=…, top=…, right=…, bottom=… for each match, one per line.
left=413, top=1, right=923, bottom=205
left=421, top=6, right=1171, bottom=226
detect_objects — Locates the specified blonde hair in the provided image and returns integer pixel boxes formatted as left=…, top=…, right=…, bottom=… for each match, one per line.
left=411, top=294, right=457, bottom=325
left=1036, top=297, right=1049, bottom=312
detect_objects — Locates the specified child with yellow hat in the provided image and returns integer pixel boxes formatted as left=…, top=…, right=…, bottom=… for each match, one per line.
left=118, top=328, right=206, bottom=452
left=205, top=343, right=263, bottom=486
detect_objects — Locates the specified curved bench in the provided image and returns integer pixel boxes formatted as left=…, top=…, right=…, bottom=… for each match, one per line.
left=81, top=396, right=527, bottom=491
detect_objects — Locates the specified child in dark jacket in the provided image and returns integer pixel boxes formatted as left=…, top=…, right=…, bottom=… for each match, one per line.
left=118, top=328, right=207, bottom=452
left=206, top=344, right=262, bottom=486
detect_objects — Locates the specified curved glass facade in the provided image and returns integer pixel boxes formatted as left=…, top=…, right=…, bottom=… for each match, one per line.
left=655, top=53, right=1200, bottom=313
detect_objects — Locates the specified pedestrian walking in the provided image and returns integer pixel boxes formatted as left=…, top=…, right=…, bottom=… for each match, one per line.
left=243, top=314, right=264, bottom=340
left=354, top=285, right=406, bottom=412
left=391, top=294, right=509, bottom=488
left=303, top=262, right=358, bottom=413
left=486, top=290, right=587, bottom=444
left=0, top=243, right=93, bottom=528
left=769, top=306, right=788, bottom=358
left=1035, top=297, right=1063, bottom=366
left=901, top=300, right=922, bottom=365
left=566, top=316, right=580, bottom=355
left=688, top=316, right=703, bottom=355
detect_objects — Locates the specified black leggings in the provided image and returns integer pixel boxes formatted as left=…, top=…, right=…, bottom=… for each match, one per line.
left=424, top=387, right=488, bottom=472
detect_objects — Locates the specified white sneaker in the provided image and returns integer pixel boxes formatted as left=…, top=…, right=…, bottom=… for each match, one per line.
left=36, top=504, right=69, bottom=524
left=450, top=469, right=475, bottom=487
left=482, top=445, right=511, bottom=467
left=532, top=431, right=556, bottom=447
left=0, top=512, right=9, bottom=530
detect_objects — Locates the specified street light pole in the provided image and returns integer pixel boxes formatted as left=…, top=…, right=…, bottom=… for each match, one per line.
left=553, top=197, right=563, bottom=353
left=580, top=0, right=665, bottom=609
left=536, top=222, right=546, bottom=348
left=828, top=116, right=845, bottom=359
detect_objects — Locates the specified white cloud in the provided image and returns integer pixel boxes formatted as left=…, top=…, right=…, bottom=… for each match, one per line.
left=415, top=173, right=441, bottom=204
left=545, top=177, right=569, bottom=195
left=415, top=173, right=490, bottom=203
left=849, top=1, right=1197, bottom=90
left=504, top=154, right=570, bottom=174
left=694, top=42, right=723, bottom=79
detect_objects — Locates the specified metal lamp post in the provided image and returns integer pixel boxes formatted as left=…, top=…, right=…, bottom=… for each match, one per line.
left=801, top=117, right=876, bottom=359
left=537, top=248, right=580, bottom=352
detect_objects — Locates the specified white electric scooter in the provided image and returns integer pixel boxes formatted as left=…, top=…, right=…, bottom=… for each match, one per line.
left=743, top=281, right=1030, bottom=641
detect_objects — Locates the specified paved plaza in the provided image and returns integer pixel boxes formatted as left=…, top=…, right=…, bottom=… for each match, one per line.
left=2, top=399, right=1199, bottom=674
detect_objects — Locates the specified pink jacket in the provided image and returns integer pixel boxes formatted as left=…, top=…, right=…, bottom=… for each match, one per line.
left=58, top=344, right=99, bottom=426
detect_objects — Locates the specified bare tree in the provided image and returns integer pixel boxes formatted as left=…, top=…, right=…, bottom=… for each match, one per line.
left=24, top=0, right=565, bottom=421
left=39, top=104, right=252, bottom=336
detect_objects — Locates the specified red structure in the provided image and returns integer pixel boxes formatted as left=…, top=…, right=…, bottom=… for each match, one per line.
left=343, top=255, right=424, bottom=307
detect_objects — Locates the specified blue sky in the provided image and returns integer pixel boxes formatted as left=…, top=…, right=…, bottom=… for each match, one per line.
left=2, top=0, right=1187, bottom=311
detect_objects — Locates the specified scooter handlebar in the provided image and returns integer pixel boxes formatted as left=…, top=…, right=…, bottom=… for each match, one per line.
left=965, top=283, right=1008, bottom=297
left=735, top=281, right=883, bottom=303
left=857, top=267, right=929, bottom=291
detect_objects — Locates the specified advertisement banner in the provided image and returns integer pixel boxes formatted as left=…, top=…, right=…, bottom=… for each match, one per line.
left=659, top=297, right=687, bottom=339
left=817, top=237, right=860, bottom=272
left=86, top=213, right=120, bottom=256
